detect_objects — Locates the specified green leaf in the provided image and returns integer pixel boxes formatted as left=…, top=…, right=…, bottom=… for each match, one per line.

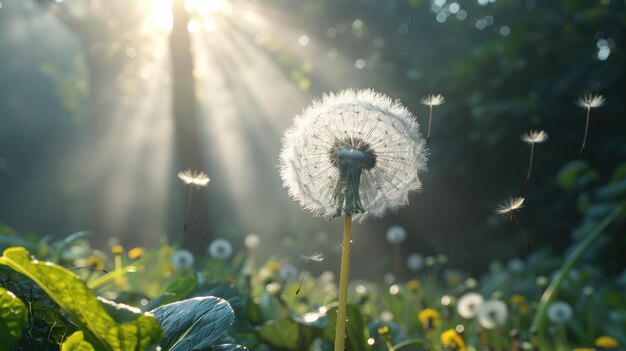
left=51, top=231, right=93, bottom=263
left=257, top=315, right=323, bottom=351
left=0, top=265, right=78, bottom=349
left=556, top=160, right=598, bottom=189
left=0, top=286, right=28, bottom=350
left=151, top=296, right=235, bottom=351
left=0, top=247, right=162, bottom=351
left=322, top=304, right=368, bottom=351
left=61, top=331, right=95, bottom=351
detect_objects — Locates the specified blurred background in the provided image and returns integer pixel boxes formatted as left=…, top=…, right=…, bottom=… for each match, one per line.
left=1, top=0, right=624, bottom=279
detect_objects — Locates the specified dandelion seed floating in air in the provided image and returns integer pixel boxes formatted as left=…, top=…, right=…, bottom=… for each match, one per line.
left=520, top=130, right=548, bottom=185
left=296, top=252, right=325, bottom=295
left=420, top=94, right=445, bottom=143
left=495, top=197, right=532, bottom=251
left=279, top=89, right=427, bottom=351
left=177, top=169, right=210, bottom=233
left=576, top=94, right=605, bottom=157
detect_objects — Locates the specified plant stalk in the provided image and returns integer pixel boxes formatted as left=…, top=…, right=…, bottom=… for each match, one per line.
left=524, top=142, right=535, bottom=185
left=579, top=107, right=591, bottom=157
left=334, top=213, right=353, bottom=351
left=426, top=106, right=433, bottom=143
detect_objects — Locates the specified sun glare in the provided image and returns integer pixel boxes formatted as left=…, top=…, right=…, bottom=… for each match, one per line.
left=151, top=0, right=229, bottom=31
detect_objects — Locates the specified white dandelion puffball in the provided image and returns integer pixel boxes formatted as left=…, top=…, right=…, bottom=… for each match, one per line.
left=208, top=238, right=233, bottom=260
left=457, top=292, right=484, bottom=319
left=279, top=89, right=428, bottom=221
left=547, top=301, right=573, bottom=325
left=477, top=299, right=508, bottom=329
left=406, top=253, right=424, bottom=271
left=171, top=249, right=194, bottom=270
left=386, top=225, right=407, bottom=243
left=244, top=233, right=260, bottom=249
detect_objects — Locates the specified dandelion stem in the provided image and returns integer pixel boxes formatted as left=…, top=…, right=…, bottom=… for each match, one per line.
left=579, top=107, right=591, bottom=157
left=524, top=142, right=535, bottom=185
left=334, top=213, right=352, bottom=351
left=183, top=186, right=193, bottom=233
left=426, top=105, right=433, bottom=143
left=511, top=212, right=532, bottom=252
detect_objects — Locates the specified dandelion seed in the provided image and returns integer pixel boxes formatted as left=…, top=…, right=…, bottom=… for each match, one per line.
left=547, top=301, right=573, bottom=325
left=207, top=238, right=233, bottom=261
left=279, top=89, right=427, bottom=351
left=495, top=197, right=532, bottom=251
left=477, top=299, right=508, bottom=329
left=297, top=252, right=324, bottom=294
left=576, top=94, right=605, bottom=157
left=457, top=292, right=484, bottom=319
left=420, top=94, right=445, bottom=143
left=521, top=130, right=548, bottom=185
left=177, top=169, right=210, bottom=233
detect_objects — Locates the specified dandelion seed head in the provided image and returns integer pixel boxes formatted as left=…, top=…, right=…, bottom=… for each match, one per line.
left=547, top=301, right=573, bottom=325
left=457, top=292, right=484, bottom=319
left=406, top=253, right=424, bottom=271
left=207, top=238, right=233, bottom=260
left=495, top=197, right=525, bottom=219
left=477, top=299, right=508, bottom=329
left=421, top=94, right=445, bottom=107
left=244, top=233, right=260, bottom=249
left=521, top=130, right=548, bottom=144
left=177, top=169, right=210, bottom=188
left=576, top=94, right=605, bottom=109
left=279, top=89, right=428, bottom=222
left=386, top=225, right=406, bottom=243
left=171, top=249, right=194, bottom=270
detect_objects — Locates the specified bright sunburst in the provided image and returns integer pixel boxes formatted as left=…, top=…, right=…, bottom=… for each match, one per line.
left=151, top=0, right=230, bottom=31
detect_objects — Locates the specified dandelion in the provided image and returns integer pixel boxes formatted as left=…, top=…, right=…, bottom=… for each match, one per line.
left=207, top=238, right=233, bottom=261
left=418, top=308, right=441, bottom=329
left=297, top=252, right=324, bottom=295
left=406, top=252, right=424, bottom=271
left=457, top=292, right=484, bottom=319
left=520, top=130, right=548, bottom=185
left=128, top=247, right=144, bottom=260
left=495, top=197, right=532, bottom=251
left=177, top=169, right=210, bottom=233
left=244, top=233, right=260, bottom=249
left=576, top=94, right=605, bottom=157
left=421, top=94, right=445, bottom=143
left=595, top=336, right=619, bottom=349
left=477, top=299, right=508, bottom=329
left=280, top=89, right=427, bottom=351
left=547, top=301, right=573, bottom=325
left=441, top=329, right=466, bottom=351
left=171, top=249, right=194, bottom=270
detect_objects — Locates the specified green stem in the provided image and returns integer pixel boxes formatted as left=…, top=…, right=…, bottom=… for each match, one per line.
left=334, top=213, right=353, bottom=351
left=531, top=203, right=625, bottom=340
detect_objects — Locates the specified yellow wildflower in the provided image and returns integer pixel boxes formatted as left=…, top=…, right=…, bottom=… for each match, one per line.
left=128, top=247, right=145, bottom=260
left=407, top=280, right=420, bottom=292
left=441, top=329, right=466, bottom=351
left=377, top=325, right=389, bottom=335
left=266, top=261, right=281, bottom=272
left=510, top=294, right=527, bottom=305
left=418, top=308, right=441, bottom=329
left=111, top=245, right=123, bottom=255
left=572, top=348, right=595, bottom=351
left=595, top=336, right=619, bottom=349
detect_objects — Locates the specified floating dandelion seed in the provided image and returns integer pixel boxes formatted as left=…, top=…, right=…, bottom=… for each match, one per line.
left=296, top=252, right=325, bottom=295
left=177, top=169, right=210, bottom=233
left=521, top=130, right=548, bottom=185
left=576, top=94, right=605, bottom=157
left=420, top=94, right=445, bottom=143
left=279, top=89, right=427, bottom=351
left=495, top=197, right=532, bottom=251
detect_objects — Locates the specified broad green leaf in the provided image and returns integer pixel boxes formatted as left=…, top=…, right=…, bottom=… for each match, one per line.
left=322, top=304, right=368, bottom=351
left=0, top=265, right=78, bottom=349
left=0, top=286, right=28, bottom=350
left=151, top=296, right=235, bottom=351
left=61, top=331, right=95, bottom=351
left=257, top=315, right=323, bottom=351
left=0, top=247, right=162, bottom=351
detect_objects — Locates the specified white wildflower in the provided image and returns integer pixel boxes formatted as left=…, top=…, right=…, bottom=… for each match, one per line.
left=244, top=233, right=260, bottom=249
left=279, top=89, right=427, bottom=222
